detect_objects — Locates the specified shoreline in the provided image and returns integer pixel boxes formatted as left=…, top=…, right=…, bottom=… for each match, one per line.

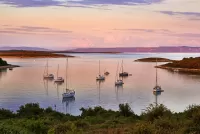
left=0, top=65, right=20, bottom=69
left=156, top=65, right=200, bottom=74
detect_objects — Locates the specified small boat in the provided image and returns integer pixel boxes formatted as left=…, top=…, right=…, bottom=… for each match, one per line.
left=62, top=58, right=75, bottom=98
left=43, top=59, right=54, bottom=79
left=115, top=62, right=124, bottom=86
left=96, top=60, right=105, bottom=81
left=104, top=70, right=110, bottom=75
left=119, top=60, right=129, bottom=77
left=62, top=89, right=75, bottom=98
left=153, top=58, right=164, bottom=92
left=115, top=80, right=124, bottom=86
left=54, top=64, right=64, bottom=83
left=9, top=68, right=13, bottom=70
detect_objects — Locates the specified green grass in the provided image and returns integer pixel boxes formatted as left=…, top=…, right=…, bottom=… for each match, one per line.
left=1, top=103, right=200, bottom=133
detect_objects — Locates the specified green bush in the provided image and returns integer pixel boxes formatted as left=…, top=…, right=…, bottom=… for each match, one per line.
left=142, top=104, right=172, bottom=122
left=17, top=103, right=44, bottom=117
left=119, top=103, right=134, bottom=117
left=0, top=58, right=8, bottom=66
left=0, top=109, right=15, bottom=119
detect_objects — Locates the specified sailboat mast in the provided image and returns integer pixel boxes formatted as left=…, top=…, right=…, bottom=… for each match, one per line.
left=47, top=59, right=49, bottom=75
left=122, top=60, right=124, bottom=73
left=116, top=62, right=119, bottom=81
left=57, top=64, right=59, bottom=79
left=156, top=58, right=158, bottom=86
left=66, top=58, right=68, bottom=89
left=99, top=60, right=100, bottom=75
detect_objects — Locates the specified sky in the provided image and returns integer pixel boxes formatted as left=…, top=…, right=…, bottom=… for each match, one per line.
left=0, top=0, right=200, bottom=49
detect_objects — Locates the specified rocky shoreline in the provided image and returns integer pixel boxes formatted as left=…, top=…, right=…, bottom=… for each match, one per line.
left=0, top=65, right=20, bottom=69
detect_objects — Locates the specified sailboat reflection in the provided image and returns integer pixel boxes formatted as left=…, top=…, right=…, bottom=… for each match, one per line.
left=43, top=78, right=53, bottom=96
left=62, top=96, right=75, bottom=114
left=0, top=68, right=7, bottom=79
left=115, top=85, right=123, bottom=102
left=153, top=90, right=163, bottom=106
left=96, top=79, right=105, bottom=104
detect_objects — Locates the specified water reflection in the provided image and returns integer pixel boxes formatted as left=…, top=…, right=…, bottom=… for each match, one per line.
left=62, top=97, right=75, bottom=114
left=115, top=85, right=123, bottom=103
left=0, top=68, right=7, bottom=79
left=96, top=80, right=105, bottom=104
left=153, top=91, right=163, bottom=106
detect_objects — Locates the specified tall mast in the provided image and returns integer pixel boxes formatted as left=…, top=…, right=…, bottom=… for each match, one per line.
left=57, top=64, right=59, bottom=79
left=116, top=62, right=119, bottom=81
left=156, top=58, right=158, bottom=86
left=66, top=58, right=68, bottom=89
left=47, top=59, right=48, bottom=75
left=99, top=60, right=100, bottom=75
left=122, top=60, right=124, bottom=73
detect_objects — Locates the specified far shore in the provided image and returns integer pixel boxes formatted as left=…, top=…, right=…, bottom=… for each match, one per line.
left=0, top=50, right=74, bottom=58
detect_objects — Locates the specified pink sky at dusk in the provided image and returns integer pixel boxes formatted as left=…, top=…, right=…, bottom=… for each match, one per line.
left=0, top=0, right=200, bottom=49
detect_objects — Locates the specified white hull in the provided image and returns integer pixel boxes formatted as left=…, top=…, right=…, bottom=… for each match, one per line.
left=115, top=80, right=124, bottom=86
left=62, top=90, right=75, bottom=98
left=54, top=77, right=64, bottom=82
left=43, top=74, right=54, bottom=79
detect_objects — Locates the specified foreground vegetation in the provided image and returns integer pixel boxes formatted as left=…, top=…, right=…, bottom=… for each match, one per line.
left=0, top=58, right=8, bottom=66
left=1, top=103, right=200, bottom=134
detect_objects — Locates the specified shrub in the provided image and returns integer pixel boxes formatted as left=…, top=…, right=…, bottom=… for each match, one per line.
left=17, top=103, right=44, bottom=117
left=142, top=104, right=172, bottom=122
left=0, top=109, right=15, bottom=119
left=119, top=103, right=134, bottom=117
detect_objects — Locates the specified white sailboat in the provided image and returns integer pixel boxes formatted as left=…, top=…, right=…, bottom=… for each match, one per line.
left=43, top=59, right=54, bottom=79
left=54, top=64, right=64, bottom=83
left=115, top=62, right=124, bottom=86
left=119, top=60, right=128, bottom=77
left=153, top=59, right=164, bottom=92
left=62, top=58, right=75, bottom=98
left=96, top=60, right=105, bottom=81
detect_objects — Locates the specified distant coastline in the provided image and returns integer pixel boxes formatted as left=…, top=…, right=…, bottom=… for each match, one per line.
left=0, top=50, right=74, bottom=58
left=135, top=57, right=173, bottom=62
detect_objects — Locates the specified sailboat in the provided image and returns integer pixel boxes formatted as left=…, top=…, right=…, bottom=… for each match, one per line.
left=96, top=60, right=105, bottom=80
left=62, top=58, right=75, bottom=98
left=43, top=59, right=54, bottom=79
left=115, top=62, right=124, bottom=86
left=54, top=64, right=64, bottom=83
left=153, top=58, right=164, bottom=92
left=119, top=60, right=129, bottom=77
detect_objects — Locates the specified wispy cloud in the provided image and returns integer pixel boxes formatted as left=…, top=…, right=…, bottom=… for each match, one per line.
left=68, top=0, right=163, bottom=6
left=113, top=28, right=200, bottom=38
left=159, top=11, right=200, bottom=17
left=113, top=28, right=172, bottom=34
left=0, top=0, right=164, bottom=7
left=0, top=0, right=64, bottom=7
left=0, top=25, right=72, bottom=35
left=158, top=11, right=200, bottom=21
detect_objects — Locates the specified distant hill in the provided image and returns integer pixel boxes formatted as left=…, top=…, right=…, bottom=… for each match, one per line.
left=0, top=46, right=50, bottom=51
left=65, top=46, right=200, bottom=53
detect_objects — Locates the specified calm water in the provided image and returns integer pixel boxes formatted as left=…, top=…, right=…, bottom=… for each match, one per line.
left=0, top=53, right=200, bottom=115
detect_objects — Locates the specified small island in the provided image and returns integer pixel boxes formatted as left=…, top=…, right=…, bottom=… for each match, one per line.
left=0, top=58, right=19, bottom=69
left=0, top=50, right=74, bottom=58
left=135, top=57, right=173, bottom=62
left=157, top=57, right=200, bottom=74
